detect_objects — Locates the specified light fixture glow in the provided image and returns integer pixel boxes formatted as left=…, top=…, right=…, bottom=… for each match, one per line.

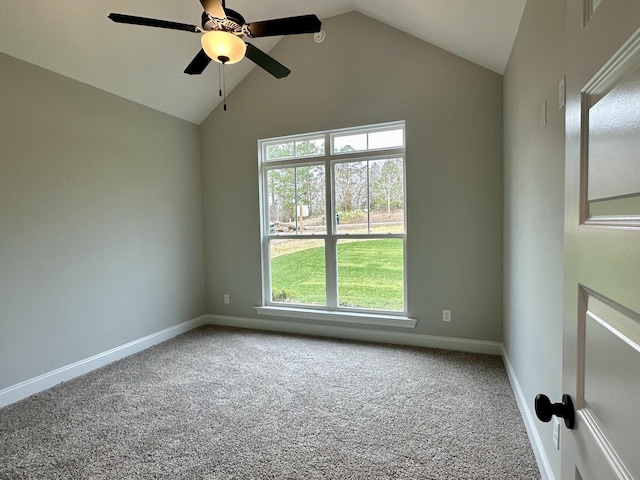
left=201, top=31, right=246, bottom=64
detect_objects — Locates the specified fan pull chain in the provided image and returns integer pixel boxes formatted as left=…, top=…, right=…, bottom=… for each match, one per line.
left=223, top=62, right=227, bottom=111
left=218, top=61, right=228, bottom=111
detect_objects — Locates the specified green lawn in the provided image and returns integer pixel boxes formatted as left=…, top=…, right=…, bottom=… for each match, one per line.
left=271, top=239, right=404, bottom=311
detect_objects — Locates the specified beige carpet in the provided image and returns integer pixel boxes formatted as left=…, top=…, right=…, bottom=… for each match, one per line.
left=0, top=326, right=540, bottom=479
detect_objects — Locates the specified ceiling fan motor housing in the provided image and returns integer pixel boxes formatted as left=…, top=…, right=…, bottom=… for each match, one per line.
left=202, top=10, right=245, bottom=35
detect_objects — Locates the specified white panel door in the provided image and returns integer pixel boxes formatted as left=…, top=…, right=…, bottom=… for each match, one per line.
left=564, top=1, right=640, bottom=479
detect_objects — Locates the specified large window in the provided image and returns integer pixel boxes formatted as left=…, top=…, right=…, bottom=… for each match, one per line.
left=259, top=122, right=407, bottom=316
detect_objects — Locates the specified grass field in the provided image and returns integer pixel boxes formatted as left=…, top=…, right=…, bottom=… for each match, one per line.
left=271, top=238, right=404, bottom=311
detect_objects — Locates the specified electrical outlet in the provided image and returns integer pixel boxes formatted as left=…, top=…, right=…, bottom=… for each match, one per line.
left=553, top=417, right=560, bottom=450
left=442, top=310, right=451, bottom=322
left=223, top=294, right=230, bottom=304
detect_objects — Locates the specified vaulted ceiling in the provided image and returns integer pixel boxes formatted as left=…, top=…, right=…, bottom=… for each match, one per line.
left=0, top=0, right=526, bottom=124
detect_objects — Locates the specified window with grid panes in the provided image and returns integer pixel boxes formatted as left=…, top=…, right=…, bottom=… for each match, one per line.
left=259, top=122, right=407, bottom=315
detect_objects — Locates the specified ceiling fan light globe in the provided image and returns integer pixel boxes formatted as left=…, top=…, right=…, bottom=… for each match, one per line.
left=201, top=31, right=246, bottom=64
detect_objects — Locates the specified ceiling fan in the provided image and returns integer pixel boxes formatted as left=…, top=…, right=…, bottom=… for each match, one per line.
left=108, top=0, right=322, bottom=79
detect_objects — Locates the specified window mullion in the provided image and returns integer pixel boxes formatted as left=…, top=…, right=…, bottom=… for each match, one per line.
left=366, top=161, right=371, bottom=234
left=325, top=152, right=338, bottom=308
left=261, top=168, right=270, bottom=304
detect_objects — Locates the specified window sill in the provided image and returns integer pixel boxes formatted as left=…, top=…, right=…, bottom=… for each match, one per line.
left=254, top=306, right=417, bottom=329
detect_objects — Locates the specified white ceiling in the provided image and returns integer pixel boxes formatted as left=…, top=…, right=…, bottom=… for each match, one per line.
left=0, top=0, right=526, bottom=124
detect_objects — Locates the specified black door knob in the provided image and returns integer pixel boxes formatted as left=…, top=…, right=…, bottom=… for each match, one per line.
left=535, top=394, right=575, bottom=429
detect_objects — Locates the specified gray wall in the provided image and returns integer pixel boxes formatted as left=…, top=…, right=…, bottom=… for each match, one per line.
left=0, top=53, right=206, bottom=389
left=201, top=12, right=504, bottom=341
left=503, top=0, right=566, bottom=477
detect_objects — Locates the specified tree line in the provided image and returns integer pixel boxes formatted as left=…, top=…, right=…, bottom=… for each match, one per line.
left=267, top=142, right=403, bottom=224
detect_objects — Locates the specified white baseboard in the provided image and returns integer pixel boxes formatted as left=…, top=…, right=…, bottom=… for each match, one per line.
left=0, top=315, right=209, bottom=408
left=502, top=348, right=556, bottom=480
left=205, top=314, right=503, bottom=355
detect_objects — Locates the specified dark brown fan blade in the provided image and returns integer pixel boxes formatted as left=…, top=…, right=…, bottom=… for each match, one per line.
left=246, top=14, right=321, bottom=38
left=184, top=49, right=212, bottom=75
left=244, top=43, right=290, bottom=78
left=200, top=0, right=226, bottom=19
left=108, top=13, right=200, bottom=33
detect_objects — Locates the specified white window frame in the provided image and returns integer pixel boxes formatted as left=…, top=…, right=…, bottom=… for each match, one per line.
left=256, top=121, right=416, bottom=328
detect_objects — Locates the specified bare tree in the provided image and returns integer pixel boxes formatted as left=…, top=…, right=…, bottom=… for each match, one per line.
left=370, top=159, right=404, bottom=214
